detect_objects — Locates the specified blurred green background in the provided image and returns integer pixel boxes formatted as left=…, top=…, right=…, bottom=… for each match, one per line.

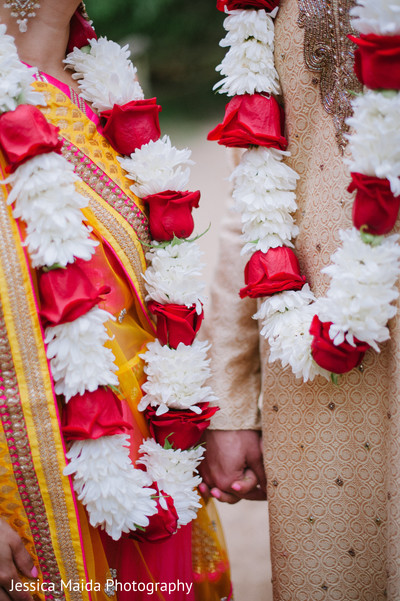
left=85, top=0, right=226, bottom=123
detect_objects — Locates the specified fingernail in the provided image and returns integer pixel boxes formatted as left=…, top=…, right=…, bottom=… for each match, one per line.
left=31, top=566, right=38, bottom=578
left=211, top=489, right=221, bottom=499
left=231, top=482, right=241, bottom=491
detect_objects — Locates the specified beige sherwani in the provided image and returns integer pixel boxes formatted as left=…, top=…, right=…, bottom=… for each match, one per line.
left=207, top=1, right=400, bottom=599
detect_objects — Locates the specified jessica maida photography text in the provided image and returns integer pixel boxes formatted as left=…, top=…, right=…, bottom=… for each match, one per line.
left=10, top=579, right=194, bottom=596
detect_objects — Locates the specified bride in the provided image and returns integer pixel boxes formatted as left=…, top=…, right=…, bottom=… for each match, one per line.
left=0, top=2, right=231, bottom=600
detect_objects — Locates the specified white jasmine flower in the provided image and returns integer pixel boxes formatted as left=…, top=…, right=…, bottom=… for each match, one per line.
left=350, top=0, right=400, bottom=35
left=259, top=300, right=331, bottom=382
left=0, top=25, right=44, bottom=112
left=316, top=228, right=400, bottom=350
left=45, top=307, right=119, bottom=401
left=240, top=206, right=299, bottom=254
left=118, top=136, right=194, bottom=197
left=256, top=286, right=329, bottom=381
left=231, top=147, right=300, bottom=252
left=221, top=9, right=276, bottom=46
left=64, top=37, right=144, bottom=112
left=143, top=242, right=205, bottom=313
left=64, top=435, right=157, bottom=540
left=214, top=11, right=280, bottom=96
left=231, top=147, right=299, bottom=198
left=346, top=91, right=400, bottom=196
left=5, top=153, right=97, bottom=267
left=139, top=340, right=217, bottom=415
left=254, top=284, right=316, bottom=321
left=214, top=38, right=280, bottom=96
left=138, top=439, right=204, bottom=526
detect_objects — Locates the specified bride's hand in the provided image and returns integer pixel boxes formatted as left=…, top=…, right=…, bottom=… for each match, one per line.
left=199, top=430, right=267, bottom=504
left=0, top=519, right=36, bottom=601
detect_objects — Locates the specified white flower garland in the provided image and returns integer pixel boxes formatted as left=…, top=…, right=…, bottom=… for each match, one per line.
left=44, top=307, right=119, bottom=401
left=64, top=435, right=157, bottom=540
left=212, top=1, right=400, bottom=381
left=214, top=9, right=280, bottom=96
left=118, top=135, right=194, bottom=197
left=64, top=37, right=144, bottom=112
left=4, top=152, right=98, bottom=267
left=138, top=439, right=204, bottom=526
left=0, top=24, right=44, bottom=112
left=1, top=28, right=211, bottom=540
left=143, top=241, right=205, bottom=313
left=139, top=339, right=216, bottom=415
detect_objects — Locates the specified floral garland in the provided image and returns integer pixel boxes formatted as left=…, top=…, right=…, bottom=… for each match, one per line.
left=0, top=19, right=217, bottom=542
left=208, top=0, right=400, bottom=382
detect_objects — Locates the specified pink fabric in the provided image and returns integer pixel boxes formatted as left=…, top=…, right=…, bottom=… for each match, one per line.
left=100, top=525, right=195, bottom=601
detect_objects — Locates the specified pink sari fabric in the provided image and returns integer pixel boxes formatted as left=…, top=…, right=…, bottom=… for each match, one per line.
left=100, top=526, right=195, bottom=601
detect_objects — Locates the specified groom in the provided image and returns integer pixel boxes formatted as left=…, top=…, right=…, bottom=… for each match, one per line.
left=200, top=0, right=400, bottom=600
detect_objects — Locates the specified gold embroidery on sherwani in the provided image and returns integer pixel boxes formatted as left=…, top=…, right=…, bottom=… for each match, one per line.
left=0, top=186, right=88, bottom=601
left=297, top=0, right=362, bottom=150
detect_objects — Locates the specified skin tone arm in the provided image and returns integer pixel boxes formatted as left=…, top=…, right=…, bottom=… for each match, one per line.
left=0, top=519, right=38, bottom=601
left=199, top=430, right=267, bottom=504
left=0, top=0, right=81, bottom=596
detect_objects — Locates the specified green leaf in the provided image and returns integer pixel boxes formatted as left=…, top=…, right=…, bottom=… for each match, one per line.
left=359, top=226, right=384, bottom=247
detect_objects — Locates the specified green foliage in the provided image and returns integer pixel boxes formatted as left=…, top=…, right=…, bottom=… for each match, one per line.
left=85, top=0, right=226, bottom=119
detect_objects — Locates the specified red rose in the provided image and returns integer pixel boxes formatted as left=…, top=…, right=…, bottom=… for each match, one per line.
left=348, top=172, right=400, bottom=235
left=67, top=8, right=97, bottom=53
left=349, top=34, right=400, bottom=90
left=240, top=247, right=306, bottom=299
left=100, top=98, right=162, bottom=156
left=148, top=301, right=204, bottom=349
left=310, top=315, right=369, bottom=374
left=130, top=484, right=178, bottom=543
left=61, top=388, right=132, bottom=440
left=145, top=403, right=219, bottom=450
left=0, top=105, right=62, bottom=172
left=217, top=0, right=280, bottom=10
left=207, top=94, right=287, bottom=150
left=143, top=190, right=200, bottom=241
left=38, top=259, right=110, bottom=326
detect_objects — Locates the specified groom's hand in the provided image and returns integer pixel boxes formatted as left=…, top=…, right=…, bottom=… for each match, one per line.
left=199, top=430, right=267, bottom=504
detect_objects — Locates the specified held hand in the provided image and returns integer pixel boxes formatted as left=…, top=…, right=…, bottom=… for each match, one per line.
left=0, top=519, right=37, bottom=601
left=199, top=430, right=267, bottom=504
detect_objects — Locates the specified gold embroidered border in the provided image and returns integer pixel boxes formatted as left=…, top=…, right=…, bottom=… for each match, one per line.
left=0, top=192, right=84, bottom=601
left=0, top=305, right=63, bottom=599
left=62, top=142, right=151, bottom=250
left=298, top=0, right=362, bottom=151
left=79, top=184, right=149, bottom=305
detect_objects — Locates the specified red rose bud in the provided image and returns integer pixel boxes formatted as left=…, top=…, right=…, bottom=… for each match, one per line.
left=217, top=0, right=280, bottom=10
left=0, top=105, right=62, bottom=172
left=100, top=98, right=162, bottom=156
left=148, top=301, right=204, bottom=349
left=207, top=94, right=287, bottom=150
left=67, top=8, right=97, bottom=53
left=61, top=388, right=132, bottom=440
left=145, top=403, right=219, bottom=450
left=143, top=190, right=200, bottom=241
left=38, top=258, right=110, bottom=326
left=310, top=315, right=369, bottom=375
left=240, top=247, right=306, bottom=299
left=348, top=172, right=400, bottom=235
left=130, top=484, right=178, bottom=543
left=349, top=34, right=400, bottom=90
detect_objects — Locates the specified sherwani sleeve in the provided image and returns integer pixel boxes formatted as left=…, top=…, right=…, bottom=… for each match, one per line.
left=204, top=179, right=262, bottom=430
